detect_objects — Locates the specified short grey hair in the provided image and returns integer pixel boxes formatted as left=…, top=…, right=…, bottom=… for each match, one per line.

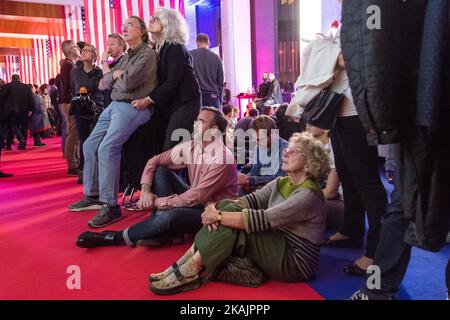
left=155, top=8, right=189, bottom=45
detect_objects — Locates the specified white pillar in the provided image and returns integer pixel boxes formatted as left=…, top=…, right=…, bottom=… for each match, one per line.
left=299, top=0, right=322, bottom=53
left=221, top=0, right=252, bottom=107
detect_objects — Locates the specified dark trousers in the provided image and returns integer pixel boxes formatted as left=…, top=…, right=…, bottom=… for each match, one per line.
left=0, top=120, right=4, bottom=157
left=4, top=113, right=27, bottom=147
left=361, top=144, right=412, bottom=298
left=163, top=103, right=200, bottom=151
left=330, top=116, right=388, bottom=258
left=53, top=104, right=63, bottom=136
left=125, top=166, right=204, bottom=244
left=201, top=92, right=221, bottom=109
left=15, top=112, right=29, bottom=143
left=362, top=145, right=449, bottom=299
left=75, top=116, right=94, bottom=171
left=33, top=132, right=42, bottom=145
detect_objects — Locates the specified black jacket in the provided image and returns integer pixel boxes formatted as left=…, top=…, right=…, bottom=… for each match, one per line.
left=0, top=80, right=34, bottom=115
left=149, top=43, right=201, bottom=116
left=341, top=0, right=428, bottom=145
left=341, top=0, right=450, bottom=252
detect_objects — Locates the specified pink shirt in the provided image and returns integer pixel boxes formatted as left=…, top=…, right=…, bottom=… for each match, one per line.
left=141, top=140, right=238, bottom=208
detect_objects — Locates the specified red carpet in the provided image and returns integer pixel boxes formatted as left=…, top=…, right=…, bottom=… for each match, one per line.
left=0, top=137, right=323, bottom=300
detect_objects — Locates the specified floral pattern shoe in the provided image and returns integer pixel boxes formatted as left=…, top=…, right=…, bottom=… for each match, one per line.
left=150, top=263, right=201, bottom=296
left=149, top=249, right=194, bottom=282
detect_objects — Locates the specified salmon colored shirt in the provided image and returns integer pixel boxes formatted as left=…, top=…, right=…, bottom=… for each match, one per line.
left=141, top=140, right=238, bottom=208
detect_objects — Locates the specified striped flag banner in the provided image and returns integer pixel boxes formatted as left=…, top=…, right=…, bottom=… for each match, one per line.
left=65, top=5, right=85, bottom=44
left=82, top=0, right=185, bottom=60
left=33, top=36, right=65, bottom=85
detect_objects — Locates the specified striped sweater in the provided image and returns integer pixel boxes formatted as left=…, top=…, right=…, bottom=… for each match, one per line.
left=240, top=177, right=327, bottom=279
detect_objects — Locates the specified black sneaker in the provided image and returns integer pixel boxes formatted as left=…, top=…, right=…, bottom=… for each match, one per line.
left=69, top=197, right=103, bottom=212
left=88, top=205, right=123, bottom=229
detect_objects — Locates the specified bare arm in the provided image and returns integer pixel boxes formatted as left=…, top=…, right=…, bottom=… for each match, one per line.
left=323, top=169, right=340, bottom=200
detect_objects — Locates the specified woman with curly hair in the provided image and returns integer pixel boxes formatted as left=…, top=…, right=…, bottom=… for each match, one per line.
left=149, top=132, right=331, bottom=295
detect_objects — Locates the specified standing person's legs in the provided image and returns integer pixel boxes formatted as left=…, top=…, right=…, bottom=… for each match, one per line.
left=6, top=113, right=25, bottom=148
left=16, top=112, right=29, bottom=144
left=33, top=132, right=44, bottom=145
left=97, top=102, right=152, bottom=206
left=333, top=116, right=387, bottom=259
left=446, top=259, right=450, bottom=299
left=61, top=103, right=79, bottom=173
left=353, top=151, right=412, bottom=300
left=59, top=104, right=67, bottom=153
left=163, top=104, right=200, bottom=151
left=201, top=92, right=221, bottom=109
left=82, top=107, right=113, bottom=198
left=330, top=121, right=366, bottom=243
left=0, top=121, right=4, bottom=157
left=74, top=116, right=93, bottom=171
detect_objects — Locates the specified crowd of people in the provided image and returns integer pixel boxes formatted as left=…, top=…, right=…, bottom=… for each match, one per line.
left=1, top=1, right=448, bottom=300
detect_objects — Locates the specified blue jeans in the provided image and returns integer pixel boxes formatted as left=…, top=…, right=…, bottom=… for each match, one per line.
left=83, top=101, right=153, bottom=206
left=123, top=166, right=204, bottom=246
left=201, top=92, right=221, bottom=109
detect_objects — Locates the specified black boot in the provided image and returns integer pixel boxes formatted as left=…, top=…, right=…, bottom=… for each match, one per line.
left=33, top=133, right=46, bottom=147
left=76, top=231, right=124, bottom=248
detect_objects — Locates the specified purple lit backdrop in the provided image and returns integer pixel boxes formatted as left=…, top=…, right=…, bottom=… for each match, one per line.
left=321, top=0, right=342, bottom=34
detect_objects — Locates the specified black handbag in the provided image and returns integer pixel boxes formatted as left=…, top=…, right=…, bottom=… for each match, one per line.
left=302, top=86, right=349, bottom=130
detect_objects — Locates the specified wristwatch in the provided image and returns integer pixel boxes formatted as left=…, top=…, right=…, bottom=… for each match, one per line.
left=100, top=60, right=107, bottom=65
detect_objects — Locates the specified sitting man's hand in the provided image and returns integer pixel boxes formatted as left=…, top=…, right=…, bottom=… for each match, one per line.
left=131, top=97, right=153, bottom=110
left=137, top=190, right=157, bottom=210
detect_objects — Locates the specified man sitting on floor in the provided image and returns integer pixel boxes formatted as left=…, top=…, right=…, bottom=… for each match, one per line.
left=76, top=107, right=238, bottom=249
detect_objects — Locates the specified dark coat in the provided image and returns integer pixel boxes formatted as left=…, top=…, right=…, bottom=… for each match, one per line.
left=29, top=94, right=51, bottom=133
left=341, top=0, right=450, bottom=251
left=0, top=80, right=34, bottom=115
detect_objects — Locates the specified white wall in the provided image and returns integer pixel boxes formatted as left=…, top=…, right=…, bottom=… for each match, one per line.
left=299, top=0, right=322, bottom=53
left=221, top=0, right=252, bottom=106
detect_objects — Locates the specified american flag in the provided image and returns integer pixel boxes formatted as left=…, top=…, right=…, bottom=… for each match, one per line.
left=45, top=39, right=52, bottom=58
left=14, top=56, right=21, bottom=72
left=83, top=0, right=185, bottom=60
left=33, top=36, right=64, bottom=85
left=65, top=5, right=85, bottom=44
left=0, top=66, right=6, bottom=80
